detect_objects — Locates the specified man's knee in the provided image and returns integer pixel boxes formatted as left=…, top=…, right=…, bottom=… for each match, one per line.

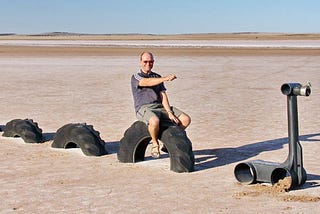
left=179, top=113, right=191, bottom=128
left=148, top=116, right=160, bottom=127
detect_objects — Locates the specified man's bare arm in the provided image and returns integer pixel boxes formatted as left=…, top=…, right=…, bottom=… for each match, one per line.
left=139, top=74, right=177, bottom=87
left=161, top=91, right=181, bottom=125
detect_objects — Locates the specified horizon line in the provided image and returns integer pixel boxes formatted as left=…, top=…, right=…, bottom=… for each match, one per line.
left=1, top=31, right=320, bottom=36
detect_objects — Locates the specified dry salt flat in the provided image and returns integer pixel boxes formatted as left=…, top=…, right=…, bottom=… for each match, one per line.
left=0, top=39, right=320, bottom=48
left=0, top=40, right=320, bottom=213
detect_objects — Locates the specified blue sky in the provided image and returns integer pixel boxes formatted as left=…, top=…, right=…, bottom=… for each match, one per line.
left=1, top=0, right=319, bottom=34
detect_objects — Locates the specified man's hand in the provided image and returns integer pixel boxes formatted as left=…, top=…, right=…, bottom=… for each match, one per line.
left=165, top=74, right=177, bottom=81
left=168, top=112, right=181, bottom=125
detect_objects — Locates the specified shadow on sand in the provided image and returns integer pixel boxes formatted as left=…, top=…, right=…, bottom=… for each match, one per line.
left=42, top=130, right=320, bottom=189
left=42, top=132, right=56, bottom=142
left=104, top=141, right=120, bottom=154
left=104, top=133, right=320, bottom=168
left=194, top=133, right=320, bottom=169
left=194, top=133, right=320, bottom=189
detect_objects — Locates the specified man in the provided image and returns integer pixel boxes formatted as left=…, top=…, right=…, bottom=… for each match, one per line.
left=131, top=52, right=191, bottom=158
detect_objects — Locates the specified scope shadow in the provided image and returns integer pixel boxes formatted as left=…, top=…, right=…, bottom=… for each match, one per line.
left=194, top=133, right=320, bottom=171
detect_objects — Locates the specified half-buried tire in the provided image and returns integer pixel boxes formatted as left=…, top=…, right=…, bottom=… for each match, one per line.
left=51, top=123, right=108, bottom=156
left=117, top=121, right=195, bottom=173
left=160, top=125, right=195, bottom=173
left=117, top=121, right=151, bottom=163
left=2, top=119, right=43, bottom=143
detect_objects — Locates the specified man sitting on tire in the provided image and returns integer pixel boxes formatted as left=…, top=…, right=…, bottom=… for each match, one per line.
left=131, top=51, right=191, bottom=158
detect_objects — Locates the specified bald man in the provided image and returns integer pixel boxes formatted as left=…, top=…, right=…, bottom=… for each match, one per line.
left=131, top=52, right=191, bottom=158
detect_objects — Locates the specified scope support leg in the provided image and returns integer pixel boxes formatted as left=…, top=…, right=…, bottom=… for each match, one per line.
left=284, top=95, right=307, bottom=186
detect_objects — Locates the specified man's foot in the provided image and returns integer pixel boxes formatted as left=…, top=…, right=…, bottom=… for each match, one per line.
left=151, top=144, right=160, bottom=158
left=161, top=145, right=168, bottom=153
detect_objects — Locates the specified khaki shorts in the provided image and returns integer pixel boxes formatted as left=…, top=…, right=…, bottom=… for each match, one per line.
left=136, top=103, right=184, bottom=125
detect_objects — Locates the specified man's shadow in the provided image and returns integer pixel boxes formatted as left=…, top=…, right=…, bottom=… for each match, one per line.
left=194, top=133, right=320, bottom=170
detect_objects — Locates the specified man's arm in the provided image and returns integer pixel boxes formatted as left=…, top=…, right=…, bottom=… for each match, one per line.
left=139, top=74, right=177, bottom=87
left=161, top=91, right=172, bottom=113
left=161, top=91, right=181, bottom=125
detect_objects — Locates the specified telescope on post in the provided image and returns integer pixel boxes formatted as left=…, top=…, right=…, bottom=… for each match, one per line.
left=234, top=82, right=311, bottom=190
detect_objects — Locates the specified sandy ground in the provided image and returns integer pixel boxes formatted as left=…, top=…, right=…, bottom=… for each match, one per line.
left=0, top=39, right=320, bottom=213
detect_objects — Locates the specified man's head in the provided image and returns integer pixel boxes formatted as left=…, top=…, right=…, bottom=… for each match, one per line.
left=140, top=52, right=154, bottom=73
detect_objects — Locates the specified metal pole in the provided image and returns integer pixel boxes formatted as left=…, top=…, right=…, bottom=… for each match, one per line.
left=287, top=95, right=298, bottom=170
left=286, top=94, right=306, bottom=186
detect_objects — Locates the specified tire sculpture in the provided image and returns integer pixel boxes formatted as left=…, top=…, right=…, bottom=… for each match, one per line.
left=117, top=121, right=151, bottom=163
left=117, top=121, right=195, bottom=173
left=2, top=119, right=43, bottom=143
left=51, top=123, right=108, bottom=156
left=160, top=125, right=195, bottom=173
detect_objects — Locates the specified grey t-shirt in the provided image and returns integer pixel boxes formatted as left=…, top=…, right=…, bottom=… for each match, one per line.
left=131, top=71, right=166, bottom=113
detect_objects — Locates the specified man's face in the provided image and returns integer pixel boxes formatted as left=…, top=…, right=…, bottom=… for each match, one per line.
left=140, top=53, right=154, bottom=73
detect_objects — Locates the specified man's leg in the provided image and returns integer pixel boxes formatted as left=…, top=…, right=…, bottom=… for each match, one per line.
left=161, top=108, right=191, bottom=153
left=137, top=104, right=163, bottom=158
left=148, top=115, right=161, bottom=158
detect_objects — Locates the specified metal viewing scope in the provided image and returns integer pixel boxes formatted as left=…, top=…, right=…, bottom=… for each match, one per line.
left=281, top=82, right=311, bottom=97
left=234, top=82, right=311, bottom=191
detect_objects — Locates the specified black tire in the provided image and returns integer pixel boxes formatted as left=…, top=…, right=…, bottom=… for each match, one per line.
left=117, top=121, right=151, bottom=162
left=159, top=126, right=195, bottom=173
left=118, top=121, right=195, bottom=173
left=2, top=119, right=43, bottom=143
left=51, top=123, right=108, bottom=156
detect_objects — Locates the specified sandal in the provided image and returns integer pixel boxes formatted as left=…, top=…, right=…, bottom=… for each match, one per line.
left=151, top=144, right=160, bottom=158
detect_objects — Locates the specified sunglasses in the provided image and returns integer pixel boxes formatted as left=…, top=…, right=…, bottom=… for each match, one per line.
left=143, top=60, right=154, bottom=64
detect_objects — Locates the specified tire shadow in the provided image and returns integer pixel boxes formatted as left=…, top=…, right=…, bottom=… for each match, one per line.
left=42, top=132, right=56, bottom=142
left=194, top=133, right=320, bottom=171
left=104, top=141, right=120, bottom=154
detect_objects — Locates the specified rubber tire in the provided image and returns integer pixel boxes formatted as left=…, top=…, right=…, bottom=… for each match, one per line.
left=2, top=119, right=43, bottom=143
left=51, top=123, right=108, bottom=156
left=160, top=125, right=195, bottom=173
left=118, top=121, right=195, bottom=173
left=117, top=121, right=151, bottom=162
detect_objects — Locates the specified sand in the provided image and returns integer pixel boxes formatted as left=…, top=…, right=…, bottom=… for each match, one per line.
left=0, top=35, right=320, bottom=213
